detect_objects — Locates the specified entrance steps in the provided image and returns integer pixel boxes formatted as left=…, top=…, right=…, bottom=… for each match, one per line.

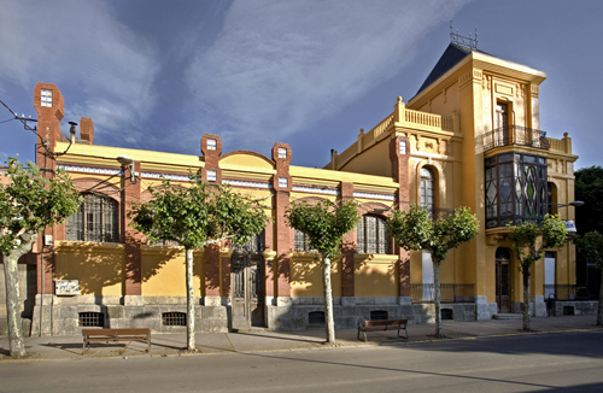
left=493, top=313, right=522, bottom=320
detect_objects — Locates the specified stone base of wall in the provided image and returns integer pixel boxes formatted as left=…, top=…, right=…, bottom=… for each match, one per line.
left=31, top=295, right=228, bottom=336
left=511, top=296, right=548, bottom=317
left=552, top=300, right=599, bottom=316
left=413, top=303, right=477, bottom=323
left=474, top=296, right=497, bottom=320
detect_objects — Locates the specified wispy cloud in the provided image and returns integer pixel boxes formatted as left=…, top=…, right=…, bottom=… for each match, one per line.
left=184, top=0, right=470, bottom=152
left=0, top=0, right=159, bottom=141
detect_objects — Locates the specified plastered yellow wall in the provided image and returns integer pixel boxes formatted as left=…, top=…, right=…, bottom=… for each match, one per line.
left=55, top=242, right=124, bottom=296
left=290, top=254, right=341, bottom=297
left=354, top=254, right=398, bottom=297
left=141, top=246, right=205, bottom=297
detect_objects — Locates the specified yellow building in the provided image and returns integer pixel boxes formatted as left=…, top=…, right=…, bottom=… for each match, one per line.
left=2, top=38, right=588, bottom=336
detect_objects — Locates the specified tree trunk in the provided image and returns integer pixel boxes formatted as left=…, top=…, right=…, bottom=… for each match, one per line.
left=3, top=232, right=37, bottom=359
left=433, top=260, right=442, bottom=338
left=321, top=255, right=336, bottom=344
left=597, top=268, right=603, bottom=326
left=185, top=248, right=195, bottom=351
left=522, top=266, right=531, bottom=331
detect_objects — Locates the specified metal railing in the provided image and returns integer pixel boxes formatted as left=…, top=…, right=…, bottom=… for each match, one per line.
left=411, top=283, right=475, bottom=303
left=483, top=126, right=550, bottom=153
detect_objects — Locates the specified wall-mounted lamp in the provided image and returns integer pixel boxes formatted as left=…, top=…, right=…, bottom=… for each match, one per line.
left=117, top=155, right=136, bottom=183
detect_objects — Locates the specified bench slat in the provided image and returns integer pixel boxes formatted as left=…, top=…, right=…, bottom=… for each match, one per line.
left=357, top=319, right=408, bottom=342
left=82, top=328, right=151, bottom=354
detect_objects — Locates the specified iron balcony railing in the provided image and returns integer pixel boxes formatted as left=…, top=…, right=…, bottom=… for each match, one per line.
left=544, top=284, right=599, bottom=301
left=411, top=283, right=475, bottom=304
left=483, top=125, right=550, bottom=153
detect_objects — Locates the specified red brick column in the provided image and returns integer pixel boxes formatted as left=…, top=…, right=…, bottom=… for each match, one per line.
left=390, top=135, right=411, bottom=298
left=272, top=143, right=293, bottom=303
left=33, top=83, right=65, bottom=296
left=123, top=161, right=142, bottom=297
left=201, top=134, right=223, bottom=305
left=340, top=182, right=356, bottom=300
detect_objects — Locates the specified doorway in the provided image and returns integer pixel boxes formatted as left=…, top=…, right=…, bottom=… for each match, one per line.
left=495, top=248, right=511, bottom=313
left=231, top=235, right=265, bottom=330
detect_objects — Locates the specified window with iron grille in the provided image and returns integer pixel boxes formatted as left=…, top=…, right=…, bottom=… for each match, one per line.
left=441, top=309, right=453, bottom=320
left=162, top=312, right=187, bottom=326
left=294, top=229, right=317, bottom=252
left=79, top=312, right=104, bottom=327
left=370, top=310, right=388, bottom=320
left=233, top=231, right=264, bottom=253
left=66, top=194, right=119, bottom=242
left=308, top=311, right=325, bottom=326
left=357, top=215, right=390, bottom=254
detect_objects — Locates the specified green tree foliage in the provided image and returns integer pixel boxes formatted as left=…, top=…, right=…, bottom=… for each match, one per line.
left=508, top=215, right=567, bottom=331
left=575, top=166, right=603, bottom=235
left=387, top=205, right=478, bottom=338
left=573, top=231, right=603, bottom=325
left=285, top=199, right=359, bottom=344
left=129, top=176, right=266, bottom=351
left=0, top=158, right=81, bottom=358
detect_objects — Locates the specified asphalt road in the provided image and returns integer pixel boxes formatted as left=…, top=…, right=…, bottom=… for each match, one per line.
left=1, top=331, right=602, bottom=393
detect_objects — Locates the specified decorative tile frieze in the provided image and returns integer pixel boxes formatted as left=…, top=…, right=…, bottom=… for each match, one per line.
left=353, top=192, right=396, bottom=201
left=292, top=185, right=339, bottom=195
left=141, top=172, right=190, bottom=182
left=222, top=179, right=272, bottom=189
left=57, top=164, right=123, bottom=176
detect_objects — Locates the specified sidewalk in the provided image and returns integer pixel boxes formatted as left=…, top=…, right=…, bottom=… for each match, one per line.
left=1, top=315, right=601, bottom=361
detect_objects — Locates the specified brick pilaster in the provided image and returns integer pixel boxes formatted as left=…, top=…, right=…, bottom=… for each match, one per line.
left=204, top=244, right=221, bottom=297
left=201, top=134, right=222, bottom=183
left=390, top=135, right=411, bottom=297
left=33, top=83, right=65, bottom=296
left=272, top=143, right=293, bottom=300
left=340, top=182, right=356, bottom=298
left=123, top=161, right=142, bottom=296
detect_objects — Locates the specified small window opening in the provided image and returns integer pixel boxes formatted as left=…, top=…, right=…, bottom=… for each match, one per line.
left=308, top=311, right=325, bottom=326
left=162, top=312, right=187, bottom=326
left=370, top=310, right=389, bottom=320
left=79, top=312, right=104, bottom=327
left=441, top=309, right=453, bottom=320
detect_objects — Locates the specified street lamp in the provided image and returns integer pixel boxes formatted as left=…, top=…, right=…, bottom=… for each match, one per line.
left=117, top=155, right=136, bottom=183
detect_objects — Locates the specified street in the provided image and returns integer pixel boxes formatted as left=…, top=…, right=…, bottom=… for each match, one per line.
left=1, top=331, right=602, bottom=393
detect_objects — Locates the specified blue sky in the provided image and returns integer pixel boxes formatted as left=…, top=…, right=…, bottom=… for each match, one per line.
left=1, top=0, right=601, bottom=169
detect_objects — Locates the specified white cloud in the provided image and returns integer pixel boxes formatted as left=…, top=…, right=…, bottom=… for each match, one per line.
left=185, top=0, right=471, bottom=151
left=0, top=0, right=159, bottom=138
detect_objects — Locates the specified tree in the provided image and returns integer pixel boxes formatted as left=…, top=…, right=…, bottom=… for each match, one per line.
left=0, top=158, right=81, bottom=358
left=285, top=199, right=359, bottom=345
left=129, top=177, right=266, bottom=351
left=575, top=166, right=603, bottom=235
left=387, top=205, right=478, bottom=338
left=573, top=231, right=603, bottom=326
left=508, top=214, right=567, bottom=331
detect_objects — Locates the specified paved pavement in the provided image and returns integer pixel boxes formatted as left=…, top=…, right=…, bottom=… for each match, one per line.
left=1, top=314, right=601, bottom=361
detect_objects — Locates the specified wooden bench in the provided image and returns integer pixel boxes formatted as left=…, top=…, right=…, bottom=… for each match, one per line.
left=357, top=319, right=408, bottom=342
left=82, top=328, right=151, bottom=354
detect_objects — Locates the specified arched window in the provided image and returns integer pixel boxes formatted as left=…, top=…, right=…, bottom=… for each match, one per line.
left=420, top=167, right=435, bottom=217
left=294, top=229, right=317, bottom=252
left=357, top=215, right=389, bottom=254
left=66, top=194, right=119, bottom=242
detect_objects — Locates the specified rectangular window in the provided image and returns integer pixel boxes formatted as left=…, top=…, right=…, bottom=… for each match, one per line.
left=207, top=170, right=217, bottom=182
left=207, top=139, right=217, bottom=150
left=41, top=89, right=53, bottom=107
left=278, top=147, right=287, bottom=159
left=278, top=177, right=287, bottom=188
left=399, top=140, right=407, bottom=155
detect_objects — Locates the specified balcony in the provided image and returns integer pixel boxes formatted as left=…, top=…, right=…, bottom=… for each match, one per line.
left=411, top=283, right=475, bottom=303
left=483, top=126, right=550, bottom=153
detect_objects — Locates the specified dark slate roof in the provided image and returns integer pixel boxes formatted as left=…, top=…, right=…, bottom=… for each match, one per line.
left=415, top=43, right=476, bottom=96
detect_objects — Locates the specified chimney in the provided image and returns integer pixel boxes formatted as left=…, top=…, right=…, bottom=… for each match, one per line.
left=80, top=117, right=94, bottom=144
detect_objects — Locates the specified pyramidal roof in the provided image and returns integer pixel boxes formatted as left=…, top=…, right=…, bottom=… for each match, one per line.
left=415, top=43, right=488, bottom=96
